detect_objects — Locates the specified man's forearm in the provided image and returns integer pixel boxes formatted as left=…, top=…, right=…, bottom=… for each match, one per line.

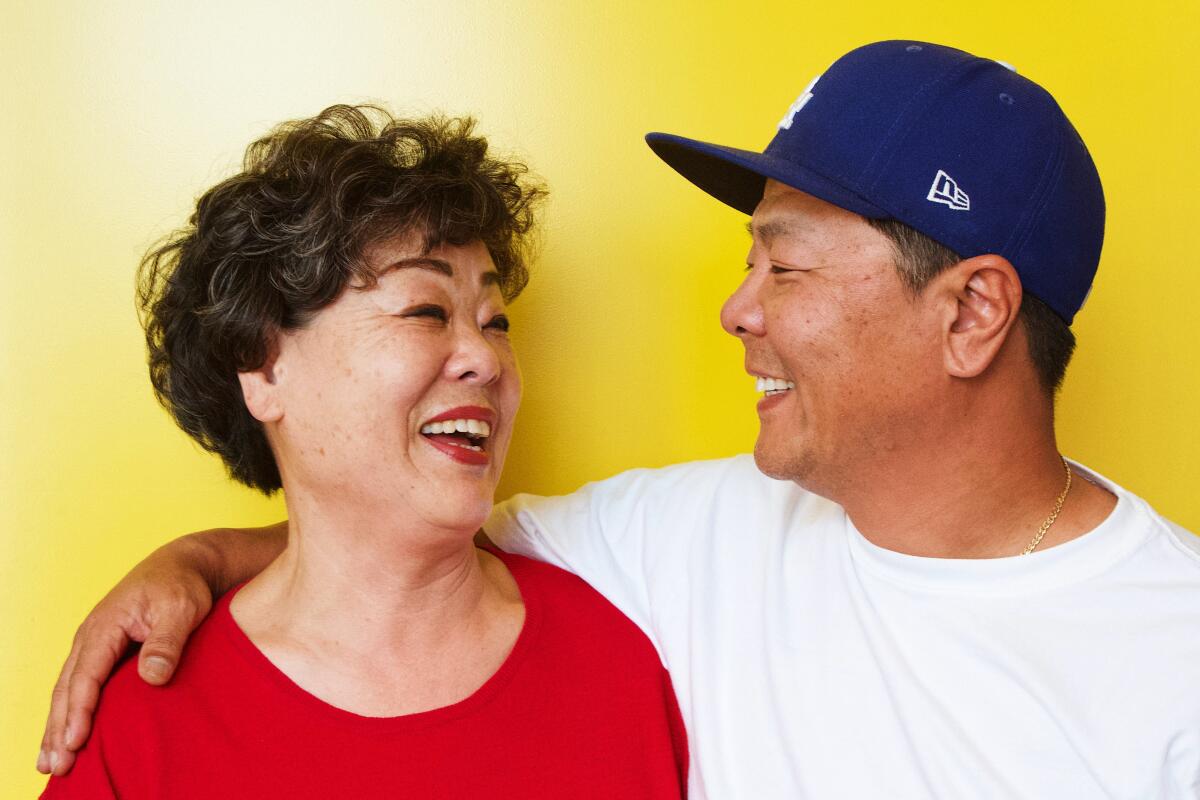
left=184, top=521, right=288, bottom=596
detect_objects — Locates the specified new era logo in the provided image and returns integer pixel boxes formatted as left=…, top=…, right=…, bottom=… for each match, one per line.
left=927, top=170, right=970, bottom=211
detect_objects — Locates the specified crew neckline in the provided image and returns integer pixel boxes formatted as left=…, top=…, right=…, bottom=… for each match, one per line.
left=844, top=460, right=1154, bottom=596
left=214, top=547, right=540, bottom=733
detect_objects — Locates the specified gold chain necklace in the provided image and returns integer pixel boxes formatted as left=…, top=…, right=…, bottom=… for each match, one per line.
left=1021, top=456, right=1073, bottom=555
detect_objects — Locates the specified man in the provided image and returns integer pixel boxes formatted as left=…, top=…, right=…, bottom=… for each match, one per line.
left=38, top=41, right=1200, bottom=797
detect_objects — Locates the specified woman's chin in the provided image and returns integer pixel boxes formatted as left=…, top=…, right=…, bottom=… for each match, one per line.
left=413, top=491, right=495, bottom=537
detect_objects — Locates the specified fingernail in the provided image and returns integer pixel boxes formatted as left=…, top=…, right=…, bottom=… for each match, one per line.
left=50, top=751, right=60, bottom=771
left=144, top=656, right=170, bottom=682
left=37, top=749, right=48, bottom=771
left=64, top=723, right=78, bottom=748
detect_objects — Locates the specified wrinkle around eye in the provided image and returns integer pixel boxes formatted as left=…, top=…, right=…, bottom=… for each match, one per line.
left=484, top=314, right=511, bottom=333
left=396, top=304, right=449, bottom=324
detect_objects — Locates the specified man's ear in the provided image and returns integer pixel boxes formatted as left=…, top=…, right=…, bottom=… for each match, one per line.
left=934, top=254, right=1023, bottom=379
left=237, top=339, right=284, bottom=424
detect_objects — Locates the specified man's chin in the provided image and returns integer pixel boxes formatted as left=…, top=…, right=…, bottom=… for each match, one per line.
left=752, top=442, right=809, bottom=483
left=753, top=442, right=846, bottom=503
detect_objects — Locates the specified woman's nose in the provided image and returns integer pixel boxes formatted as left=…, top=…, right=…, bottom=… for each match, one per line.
left=447, top=327, right=503, bottom=385
left=720, top=272, right=766, bottom=338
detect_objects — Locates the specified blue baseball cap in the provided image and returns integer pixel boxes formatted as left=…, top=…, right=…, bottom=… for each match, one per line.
left=646, top=40, right=1104, bottom=324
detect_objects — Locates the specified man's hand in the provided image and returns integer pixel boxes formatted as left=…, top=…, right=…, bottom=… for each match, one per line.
left=36, top=523, right=287, bottom=776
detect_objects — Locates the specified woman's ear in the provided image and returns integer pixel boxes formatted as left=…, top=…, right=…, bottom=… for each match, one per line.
left=237, top=340, right=284, bottom=424
left=936, top=254, right=1023, bottom=379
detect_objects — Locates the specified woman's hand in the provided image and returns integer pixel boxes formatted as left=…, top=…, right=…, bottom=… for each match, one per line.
left=36, top=522, right=288, bottom=776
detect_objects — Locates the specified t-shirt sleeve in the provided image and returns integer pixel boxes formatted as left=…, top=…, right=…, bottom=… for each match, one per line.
left=485, top=456, right=753, bottom=655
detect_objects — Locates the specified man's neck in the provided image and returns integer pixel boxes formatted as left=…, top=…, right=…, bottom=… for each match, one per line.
left=833, top=426, right=1117, bottom=560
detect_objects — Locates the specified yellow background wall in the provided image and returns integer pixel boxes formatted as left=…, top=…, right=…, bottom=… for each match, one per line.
left=3, top=1, right=1197, bottom=793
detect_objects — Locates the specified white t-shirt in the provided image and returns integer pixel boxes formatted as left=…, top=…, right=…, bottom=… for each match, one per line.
left=486, top=456, right=1200, bottom=799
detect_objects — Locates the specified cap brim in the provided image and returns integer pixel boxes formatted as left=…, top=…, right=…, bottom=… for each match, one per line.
left=645, top=132, right=889, bottom=219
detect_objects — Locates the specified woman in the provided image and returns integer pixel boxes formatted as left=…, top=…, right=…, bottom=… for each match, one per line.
left=42, top=105, right=686, bottom=798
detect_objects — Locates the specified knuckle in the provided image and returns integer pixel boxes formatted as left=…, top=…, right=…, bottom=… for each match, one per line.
left=157, top=585, right=199, bottom=620
left=67, top=671, right=98, bottom=697
left=171, top=596, right=200, bottom=621
left=145, top=630, right=181, bottom=652
left=70, top=617, right=93, bottom=646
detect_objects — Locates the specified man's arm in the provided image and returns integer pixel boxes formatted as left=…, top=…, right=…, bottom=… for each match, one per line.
left=36, top=522, right=287, bottom=777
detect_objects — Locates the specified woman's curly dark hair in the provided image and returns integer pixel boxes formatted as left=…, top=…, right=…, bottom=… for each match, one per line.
left=138, top=104, right=546, bottom=494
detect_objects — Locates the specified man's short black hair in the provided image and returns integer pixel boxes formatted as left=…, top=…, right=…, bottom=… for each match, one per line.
left=867, top=218, right=1076, bottom=395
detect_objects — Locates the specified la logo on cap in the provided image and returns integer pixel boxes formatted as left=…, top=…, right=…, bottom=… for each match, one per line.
left=778, top=73, right=822, bottom=130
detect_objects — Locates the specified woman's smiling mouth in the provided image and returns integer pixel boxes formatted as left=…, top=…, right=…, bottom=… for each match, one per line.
left=419, top=406, right=495, bottom=465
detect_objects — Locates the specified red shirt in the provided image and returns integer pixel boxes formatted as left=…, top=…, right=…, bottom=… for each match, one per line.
left=43, top=551, right=687, bottom=798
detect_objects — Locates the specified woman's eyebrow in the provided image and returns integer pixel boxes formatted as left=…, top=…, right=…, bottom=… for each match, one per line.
left=382, top=257, right=501, bottom=287
left=384, top=257, right=454, bottom=277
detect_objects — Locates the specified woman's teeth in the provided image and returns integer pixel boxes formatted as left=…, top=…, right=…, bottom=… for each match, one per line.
left=420, top=419, right=492, bottom=451
left=420, top=419, right=492, bottom=437
left=755, top=377, right=796, bottom=394
left=445, top=441, right=484, bottom=452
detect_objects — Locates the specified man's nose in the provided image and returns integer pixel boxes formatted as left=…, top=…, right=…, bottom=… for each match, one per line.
left=721, top=272, right=766, bottom=338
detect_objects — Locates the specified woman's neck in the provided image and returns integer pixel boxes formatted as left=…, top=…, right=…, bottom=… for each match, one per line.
left=229, top=498, right=524, bottom=716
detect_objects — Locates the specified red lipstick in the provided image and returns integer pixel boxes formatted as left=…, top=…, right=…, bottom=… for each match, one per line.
left=421, top=405, right=495, bottom=467
left=423, top=406, right=496, bottom=426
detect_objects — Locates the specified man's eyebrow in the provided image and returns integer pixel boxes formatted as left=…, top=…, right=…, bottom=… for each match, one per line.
left=747, top=219, right=801, bottom=246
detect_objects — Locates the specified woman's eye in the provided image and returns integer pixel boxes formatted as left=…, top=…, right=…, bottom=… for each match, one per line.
left=404, top=304, right=448, bottom=322
left=485, top=314, right=511, bottom=333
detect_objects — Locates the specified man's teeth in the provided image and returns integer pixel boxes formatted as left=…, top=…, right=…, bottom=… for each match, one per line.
left=755, top=377, right=796, bottom=393
left=420, top=419, right=492, bottom=437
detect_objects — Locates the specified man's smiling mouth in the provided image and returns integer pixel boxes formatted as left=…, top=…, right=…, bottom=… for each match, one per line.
left=754, top=375, right=796, bottom=397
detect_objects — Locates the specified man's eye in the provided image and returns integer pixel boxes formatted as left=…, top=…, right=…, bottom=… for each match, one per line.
left=404, top=304, right=448, bottom=322
left=485, top=314, right=511, bottom=333
left=770, top=265, right=808, bottom=274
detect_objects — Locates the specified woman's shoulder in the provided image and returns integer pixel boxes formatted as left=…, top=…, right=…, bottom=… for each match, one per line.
left=483, top=548, right=684, bottom=781
left=44, top=601, right=242, bottom=797
left=491, top=550, right=666, bottom=665
left=97, top=592, right=243, bottom=720
left=494, top=548, right=615, bottom=604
